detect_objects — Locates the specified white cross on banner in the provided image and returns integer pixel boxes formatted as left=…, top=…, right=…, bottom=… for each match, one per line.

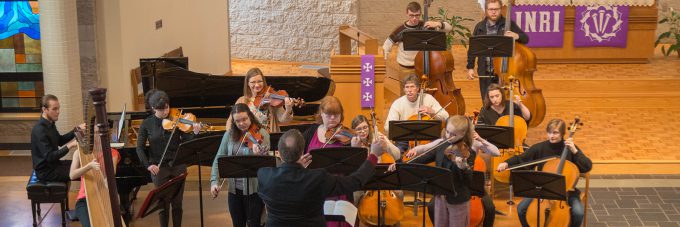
left=360, top=55, right=374, bottom=107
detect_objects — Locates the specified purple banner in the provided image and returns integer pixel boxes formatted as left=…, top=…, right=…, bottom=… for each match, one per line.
left=512, top=5, right=565, bottom=47
left=360, top=55, right=375, bottom=108
left=574, top=6, right=629, bottom=47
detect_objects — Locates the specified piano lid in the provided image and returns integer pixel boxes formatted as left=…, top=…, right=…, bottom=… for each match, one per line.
left=140, top=61, right=333, bottom=118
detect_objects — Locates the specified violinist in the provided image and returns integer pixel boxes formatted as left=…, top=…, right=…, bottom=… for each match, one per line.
left=405, top=115, right=500, bottom=227
left=302, top=96, right=359, bottom=152
left=301, top=96, right=361, bottom=227
left=478, top=83, right=531, bottom=125
left=389, top=115, right=476, bottom=227
left=228, top=67, right=294, bottom=132
left=466, top=0, right=529, bottom=99
left=136, top=89, right=201, bottom=227
left=385, top=74, right=449, bottom=138
left=496, top=119, right=592, bottom=227
left=210, top=103, right=270, bottom=227
left=383, top=1, right=453, bottom=85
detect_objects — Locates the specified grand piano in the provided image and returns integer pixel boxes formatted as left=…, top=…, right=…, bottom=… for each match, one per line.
left=112, top=57, right=334, bottom=224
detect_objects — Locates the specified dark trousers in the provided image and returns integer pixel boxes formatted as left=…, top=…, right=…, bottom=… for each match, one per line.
left=517, top=190, right=584, bottom=227
left=151, top=164, right=187, bottom=227
left=75, top=198, right=90, bottom=227
left=228, top=189, right=264, bottom=227
left=37, top=160, right=72, bottom=182
left=481, top=193, right=495, bottom=227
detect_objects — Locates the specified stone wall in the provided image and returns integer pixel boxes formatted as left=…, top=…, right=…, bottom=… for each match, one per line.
left=229, top=0, right=358, bottom=63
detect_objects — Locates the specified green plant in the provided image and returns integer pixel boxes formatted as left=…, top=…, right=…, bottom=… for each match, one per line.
left=655, top=7, right=680, bottom=57
left=429, top=7, right=473, bottom=49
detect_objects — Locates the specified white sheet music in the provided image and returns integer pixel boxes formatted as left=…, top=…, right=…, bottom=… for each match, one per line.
left=323, top=200, right=358, bottom=227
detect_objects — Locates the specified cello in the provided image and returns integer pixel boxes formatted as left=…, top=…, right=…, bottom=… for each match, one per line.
left=526, top=117, right=583, bottom=227
left=357, top=110, right=405, bottom=226
left=413, top=0, right=465, bottom=116
left=493, top=0, right=546, bottom=128
left=492, top=76, right=528, bottom=184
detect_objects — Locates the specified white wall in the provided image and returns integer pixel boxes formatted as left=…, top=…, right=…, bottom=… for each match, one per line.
left=96, top=0, right=231, bottom=111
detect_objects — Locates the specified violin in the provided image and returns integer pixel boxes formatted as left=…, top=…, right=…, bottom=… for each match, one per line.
left=243, top=124, right=264, bottom=150
left=254, top=86, right=305, bottom=109
left=325, top=125, right=355, bottom=146
left=162, top=109, right=208, bottom=133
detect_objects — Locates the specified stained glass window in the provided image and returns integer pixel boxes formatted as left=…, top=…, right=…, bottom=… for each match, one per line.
left=0, top=0, right=42, bottom=112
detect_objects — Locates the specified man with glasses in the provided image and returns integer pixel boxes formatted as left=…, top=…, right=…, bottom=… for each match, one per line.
left=383, top=1, right=453, bottom=93
left=466, top=0, right=529, bottom=99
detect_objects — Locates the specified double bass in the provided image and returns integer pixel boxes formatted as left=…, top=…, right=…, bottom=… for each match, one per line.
left=526, top=117, right=583, bottom=227
left=414, top=0, right=465, bottom=116
left=493, top=0, right=546, bottom=128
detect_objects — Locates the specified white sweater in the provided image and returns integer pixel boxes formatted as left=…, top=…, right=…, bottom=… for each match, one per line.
left=384, top=93, right=449, bottom=134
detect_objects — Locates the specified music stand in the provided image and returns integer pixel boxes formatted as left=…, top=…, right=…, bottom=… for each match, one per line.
left=173, top=134, right=222, bottom=227
left=396, top=163, right=456, bottom=227
left=469, top=36, right=515, bottom=77
left=388, top=120, right=442, bottom=215
left=402, top=30, right=447, bottom=51
left=307, top=147, right=368, bottom=175
left=137, top=173, right=187, bottom=218
left=360, top=164, right=402, bottom=226
left=511, top=170, right=567, bottom=227
left=217, top=155, right=276, bottom=226
left=388, top=120, right=442, bottom=142
left=475, top=125, right=514, bottom=149
left=470, top=171, right=486, bottom=197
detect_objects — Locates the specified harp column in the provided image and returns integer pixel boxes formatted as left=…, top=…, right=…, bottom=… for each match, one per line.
left=39, top=0, right=84, bottom=130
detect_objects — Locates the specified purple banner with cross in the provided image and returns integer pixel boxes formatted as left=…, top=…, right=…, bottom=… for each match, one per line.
left=574, top=5, right=629, bottom=48
left=360, top=55, right=375, bottom=108
left=512, top=5, right=565, bottom=48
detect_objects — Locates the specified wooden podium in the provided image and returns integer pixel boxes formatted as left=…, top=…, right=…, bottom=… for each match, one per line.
left=330, top=25, right=387, bottom=128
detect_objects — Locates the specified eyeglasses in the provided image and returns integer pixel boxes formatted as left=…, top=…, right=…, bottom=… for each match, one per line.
left=487, top=8, right=501, bottom=12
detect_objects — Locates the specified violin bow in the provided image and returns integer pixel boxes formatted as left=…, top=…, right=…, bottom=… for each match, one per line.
left=158, top=108, right=183, bottom=167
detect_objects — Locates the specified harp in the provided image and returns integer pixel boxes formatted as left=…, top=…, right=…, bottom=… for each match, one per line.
left=75, top=88, right=125, bottom=227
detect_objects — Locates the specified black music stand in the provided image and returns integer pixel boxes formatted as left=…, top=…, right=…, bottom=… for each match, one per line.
left=173, top=135, right=222, bottom=227
left=388, top=120, right=442, bottom=216
left=217, top=155, right=276, bottom=226
left=511, top=170, right=567, bottom=227
left=470, top=171, right=486, bottom=197
left=388, top=120, right=442, bottom=142
left=307, top=147, right=368, bottom=175
left=469, top=36, right=515, bottom=78
left=475, top=125, right=514, bottom=149
left=360, top=164, right=402, bottom=226
left=403, top=30, right=447, bottom=51
left=137, top=173, right=188, bottom=218
left=269, top=132, right=283, bottom=151
left=396, top=163, right=456, bottom=227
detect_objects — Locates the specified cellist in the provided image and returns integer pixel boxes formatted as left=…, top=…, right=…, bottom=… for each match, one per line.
left=478, top=83, right=531, bottom=125
left=496, top=119, right=592, bottom=227
left=385, top=74, right=449, bottom=151
left=466, top=0, right=529, bottom=99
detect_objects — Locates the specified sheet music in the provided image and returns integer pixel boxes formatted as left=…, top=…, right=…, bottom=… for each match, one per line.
left=324, top=200, right=358, bottom=227
left=116, top=103, right=126, bottom=143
